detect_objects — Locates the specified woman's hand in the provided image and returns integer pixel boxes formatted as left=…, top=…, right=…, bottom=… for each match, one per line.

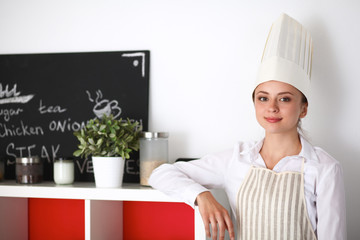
left=196, top=191, right=235, bottom=240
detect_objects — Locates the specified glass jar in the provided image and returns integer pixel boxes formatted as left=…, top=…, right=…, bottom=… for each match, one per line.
left=139, top=132, right=169, bottom=186
left=16, top=156, right=43, bottom=184
left=54, top=158, right=75, bottom=185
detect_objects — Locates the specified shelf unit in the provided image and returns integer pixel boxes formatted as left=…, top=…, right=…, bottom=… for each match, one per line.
left=0, top=181, right=205, bottom=240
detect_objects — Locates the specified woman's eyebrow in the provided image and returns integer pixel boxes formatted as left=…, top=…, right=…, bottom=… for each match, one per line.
left=278, top=91, right=294, bottom=95
left=256, top=91, right=269, bottom=95
left=256, top=91, right=294, bottom=95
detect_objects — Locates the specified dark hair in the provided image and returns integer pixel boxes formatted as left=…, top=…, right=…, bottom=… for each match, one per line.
left=298, top=94, right=308, bottom=134
left=301, top=94, right=308, bottom=104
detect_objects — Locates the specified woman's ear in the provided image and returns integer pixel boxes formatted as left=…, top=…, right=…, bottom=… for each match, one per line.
left=300, top=103, right=308, bottom=118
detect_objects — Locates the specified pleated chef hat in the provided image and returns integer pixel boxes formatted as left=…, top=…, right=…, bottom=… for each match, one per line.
left=255, top=13, right=313, bottom=99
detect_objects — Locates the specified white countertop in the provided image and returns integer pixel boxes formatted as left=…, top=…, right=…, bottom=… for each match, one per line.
left=0, top=181, right=180, bottom=202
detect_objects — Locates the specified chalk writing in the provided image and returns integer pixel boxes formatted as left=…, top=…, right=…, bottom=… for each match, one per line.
left=0, top=83, right=21, bottom=98
left=41, top=144, right=61, bottom=163
left=38, top=100, right=67, bottom=114
left=122, top=52, right=146, bottom=78
left=0, top=121, right=44, bottom=137
left=76, top=158, right=94, bottom=174
left=126, top=159, right=139, bottom=175
left=0, top=108, right=23, bottom=121
left=6, top=143, right=60, bottom=163
left=48, top=118, right=86, bottom=132
left=0, top=83, right=34, bottom=104
left=86, top=89, right=121, bottom=119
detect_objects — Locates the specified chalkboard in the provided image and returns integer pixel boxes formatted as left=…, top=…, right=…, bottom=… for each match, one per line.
left=0, top=50, right=149, bottom=182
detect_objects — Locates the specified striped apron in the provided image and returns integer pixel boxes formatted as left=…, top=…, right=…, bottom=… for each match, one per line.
left=236, top=159, right=317, bottom=240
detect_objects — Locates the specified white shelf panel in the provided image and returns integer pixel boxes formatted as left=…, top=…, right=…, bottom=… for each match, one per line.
left=0, top=181, right=180, bottom=202
left=0, top=181, right=206, bottom=240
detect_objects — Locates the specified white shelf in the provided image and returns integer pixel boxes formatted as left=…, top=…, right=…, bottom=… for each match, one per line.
left=0, top=181, right=206, bottom=240
left=0, top=181, right=180, bottom=202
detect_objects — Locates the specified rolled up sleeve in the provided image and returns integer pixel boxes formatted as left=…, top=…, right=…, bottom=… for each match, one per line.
left=149, top=151, right=231, bottom=208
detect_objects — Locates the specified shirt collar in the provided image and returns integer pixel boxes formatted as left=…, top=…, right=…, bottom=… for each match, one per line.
left=298, top=135, right=319, bottom=163
left=241, top=138, right=263, bottom=162
left=241, top=134, right=319, bottom=164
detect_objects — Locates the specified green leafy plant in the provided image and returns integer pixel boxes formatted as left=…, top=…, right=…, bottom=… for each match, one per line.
left=73, top=115, right=142, bottom=159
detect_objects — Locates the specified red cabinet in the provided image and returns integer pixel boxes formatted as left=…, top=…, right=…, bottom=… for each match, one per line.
left=0, top=182, right=201, bottom=240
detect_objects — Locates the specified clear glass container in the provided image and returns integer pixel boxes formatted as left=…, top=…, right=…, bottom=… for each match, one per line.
left=16, top=156, right=43, bottom=184
left=140, top=132, right=169, bottom=186
left=54, top=157, right=75, bottom=185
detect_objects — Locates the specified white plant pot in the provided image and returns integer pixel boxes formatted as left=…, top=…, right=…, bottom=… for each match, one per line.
left=92, top=156, right=125, bottom=188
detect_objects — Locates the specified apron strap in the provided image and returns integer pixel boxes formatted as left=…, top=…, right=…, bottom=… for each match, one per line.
left=301, top=157, right=305, bottom=174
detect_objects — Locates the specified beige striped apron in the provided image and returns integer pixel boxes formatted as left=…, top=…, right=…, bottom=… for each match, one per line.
left=236, top=159, right=317, bottom=240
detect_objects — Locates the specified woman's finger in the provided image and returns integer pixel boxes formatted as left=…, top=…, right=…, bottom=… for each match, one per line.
left=224, top=213, right=235, bottom=240
left=201, top=217, right=211, bottom=238
left=217, top=219, right=227, bottom=240
left=210, top=217, right=218, bottom=240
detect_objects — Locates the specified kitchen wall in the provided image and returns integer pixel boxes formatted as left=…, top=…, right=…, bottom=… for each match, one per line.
left=1, top=0, right=359, bottom=238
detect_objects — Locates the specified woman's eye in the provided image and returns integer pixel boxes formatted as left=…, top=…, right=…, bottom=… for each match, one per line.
left=280, top=97, right=291, bottom=102
left=258, top=97, right=268, bottom=101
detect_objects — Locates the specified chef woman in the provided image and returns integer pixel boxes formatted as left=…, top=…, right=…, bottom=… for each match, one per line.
left=149, top=13, right=346, bottom=240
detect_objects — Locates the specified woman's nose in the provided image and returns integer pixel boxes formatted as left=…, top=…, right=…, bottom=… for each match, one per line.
left=268, top=100, right=279, bottom=112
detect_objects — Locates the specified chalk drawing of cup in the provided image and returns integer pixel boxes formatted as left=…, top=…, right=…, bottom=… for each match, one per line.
left=93, top=100, right=121, bottom=119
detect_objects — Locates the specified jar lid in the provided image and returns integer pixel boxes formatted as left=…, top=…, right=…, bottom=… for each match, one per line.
left=141, top=132, right=169, bottom=139
left=16, top=156, right=41, bottom=164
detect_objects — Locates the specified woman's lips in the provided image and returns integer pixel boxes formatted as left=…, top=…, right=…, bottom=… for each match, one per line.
left=265, top=117, right=282, bottom=123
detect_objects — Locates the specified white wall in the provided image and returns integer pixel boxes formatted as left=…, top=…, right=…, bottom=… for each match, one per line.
left=1, top=0, right=359, bottom=238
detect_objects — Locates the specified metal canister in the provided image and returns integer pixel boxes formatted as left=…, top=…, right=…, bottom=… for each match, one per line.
left=139, top=132, right=169, bottom=186
left=16, top=156, right=43, bottom=184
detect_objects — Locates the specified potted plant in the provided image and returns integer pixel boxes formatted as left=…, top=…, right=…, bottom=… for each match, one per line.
left=73, top=114, right=141, bottom=188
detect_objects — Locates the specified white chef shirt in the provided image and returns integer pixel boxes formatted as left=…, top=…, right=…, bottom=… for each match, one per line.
left=149, top=135, right=347, bottom=240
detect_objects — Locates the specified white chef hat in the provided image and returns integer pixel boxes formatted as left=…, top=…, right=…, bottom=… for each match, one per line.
left=255, top=13, right=313, bottom=99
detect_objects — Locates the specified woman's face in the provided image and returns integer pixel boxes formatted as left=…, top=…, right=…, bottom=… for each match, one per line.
left=254, top=80, right=308, bottom=135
